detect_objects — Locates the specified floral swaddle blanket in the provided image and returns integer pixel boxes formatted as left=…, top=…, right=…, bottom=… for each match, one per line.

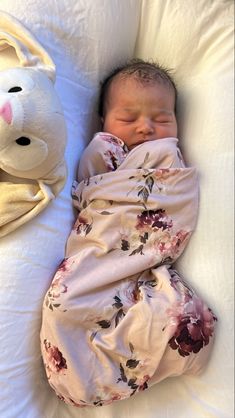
left=40, top=134, right=217, bottom=407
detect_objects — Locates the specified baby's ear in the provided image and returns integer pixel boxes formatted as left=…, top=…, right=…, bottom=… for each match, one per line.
left=0, top=11, right=55, bottom=82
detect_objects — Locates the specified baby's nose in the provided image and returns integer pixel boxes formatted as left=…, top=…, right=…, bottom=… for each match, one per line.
left=137, top=118, right=154, bottom=134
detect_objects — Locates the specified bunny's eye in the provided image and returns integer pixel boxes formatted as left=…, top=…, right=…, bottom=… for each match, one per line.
left=15, top=137, right=31, bottom=146
left=8, top=86, right=22, bottom=93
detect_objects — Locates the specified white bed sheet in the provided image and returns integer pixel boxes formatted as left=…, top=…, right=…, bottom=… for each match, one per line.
left=0, top=1, right=233, bottom=418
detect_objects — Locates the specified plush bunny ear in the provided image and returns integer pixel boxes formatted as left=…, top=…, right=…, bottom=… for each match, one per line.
left=0, top=11, right=55, bottom=81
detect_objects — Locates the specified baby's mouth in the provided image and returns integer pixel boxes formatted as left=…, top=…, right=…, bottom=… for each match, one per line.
left=131, top=137, right=156, bottom=148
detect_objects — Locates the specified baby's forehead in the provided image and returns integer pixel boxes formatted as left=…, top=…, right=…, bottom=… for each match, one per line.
left=111, top=72, right=158, bottom=87
left=108, top=74, right=174, bottom=98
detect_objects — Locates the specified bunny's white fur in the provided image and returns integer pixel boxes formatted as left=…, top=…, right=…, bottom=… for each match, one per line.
left=0, top=12, right=67, bottom=237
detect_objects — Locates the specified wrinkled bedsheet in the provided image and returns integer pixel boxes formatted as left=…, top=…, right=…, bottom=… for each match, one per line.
left=40, top=136, right=217, bottom=407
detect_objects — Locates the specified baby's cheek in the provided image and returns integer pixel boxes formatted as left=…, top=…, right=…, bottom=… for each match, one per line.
left=161, top=125, right=177, bottom=139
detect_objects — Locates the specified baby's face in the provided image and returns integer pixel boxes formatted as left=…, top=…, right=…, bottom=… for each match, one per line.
left=103, top=76, right=177, bottom=150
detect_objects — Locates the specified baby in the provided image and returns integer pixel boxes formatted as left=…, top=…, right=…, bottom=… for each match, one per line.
left=41, top=59, right=217, bottom=408
left=77, top=59, right=183, bottom=181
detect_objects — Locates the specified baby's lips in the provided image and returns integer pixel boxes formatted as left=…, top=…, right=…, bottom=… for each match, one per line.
left=0, top=101, right=12, bottom=124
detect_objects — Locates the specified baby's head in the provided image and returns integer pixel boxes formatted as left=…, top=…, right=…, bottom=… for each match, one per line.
left=98, top=59, right=178, bottom=150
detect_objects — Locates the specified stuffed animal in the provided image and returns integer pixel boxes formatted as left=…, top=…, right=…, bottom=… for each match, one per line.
left=0, top=11, right=67, bottom=237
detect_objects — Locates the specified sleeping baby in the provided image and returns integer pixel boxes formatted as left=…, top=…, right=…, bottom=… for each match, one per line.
left=40, top=59, right=217, bottom=407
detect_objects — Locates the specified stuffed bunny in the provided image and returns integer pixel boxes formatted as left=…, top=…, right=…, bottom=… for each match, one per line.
left=0, top=11, right=67, bottom=237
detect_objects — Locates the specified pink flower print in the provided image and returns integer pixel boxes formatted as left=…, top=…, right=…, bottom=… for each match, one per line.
left=118, top=281, right=139, bottom=308
left=157, top=231, right=174, bottom=255
left=57, top=258, right=68, bottom=272
left=184, top=296, right=217, bottom=345
left=110, top=393, right=122, bottom=402
left=69, top=400, right=87, bottom=408
left=49, top=278, right=68, bottom=300
left=168, top=295, right=217, bottom=357
left=97, top=387, right=123, bottom=405
left=119, top=228, right=140, bottom=252
left=101, top=133, right=124, bottom=147
left=136, top=209, right=173, bottom=233
left=45, top=275, right=68, bottom=312
left=98, top=134, right=127, bottom=171
left=155, top=168, right=180, bottom=182
left=103, top=146, right=127, bottom=171
left=138, top=374, right=150, bottom=391
left=103, top=150, right=119, bottom=171
left=157, top=230, right=190, bottom=260
left=173, top=230, right=190, bottom=248
left=43, top=339, right=67, bottom=375
left=73, top=214, right=92, bottom=236
left=91, top=386, right=128, bottom=406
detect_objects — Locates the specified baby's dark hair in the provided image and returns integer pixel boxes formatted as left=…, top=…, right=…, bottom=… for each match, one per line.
left=98, top=58, right=178, bottom=118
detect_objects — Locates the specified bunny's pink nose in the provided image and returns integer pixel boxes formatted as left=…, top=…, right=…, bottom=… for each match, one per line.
left=0, top=101, right=12, bottom=124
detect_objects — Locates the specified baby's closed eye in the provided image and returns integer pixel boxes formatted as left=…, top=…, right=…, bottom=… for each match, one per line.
left=117, top=118, right=136, bottom=123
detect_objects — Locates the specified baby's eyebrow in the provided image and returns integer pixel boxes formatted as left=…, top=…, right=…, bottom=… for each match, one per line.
left=121, top=108, right=173, bottom=113
left=114, top=108, right=138, bottom=116
left=116, top=108, right=174, bottom=116
left=121, top=108, right=137, bottom=112
left=156, top=109, right=174, bottom=115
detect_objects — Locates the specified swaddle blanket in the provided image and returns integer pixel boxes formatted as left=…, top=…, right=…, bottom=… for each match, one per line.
left=41, top=134, right=217, bottom=407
